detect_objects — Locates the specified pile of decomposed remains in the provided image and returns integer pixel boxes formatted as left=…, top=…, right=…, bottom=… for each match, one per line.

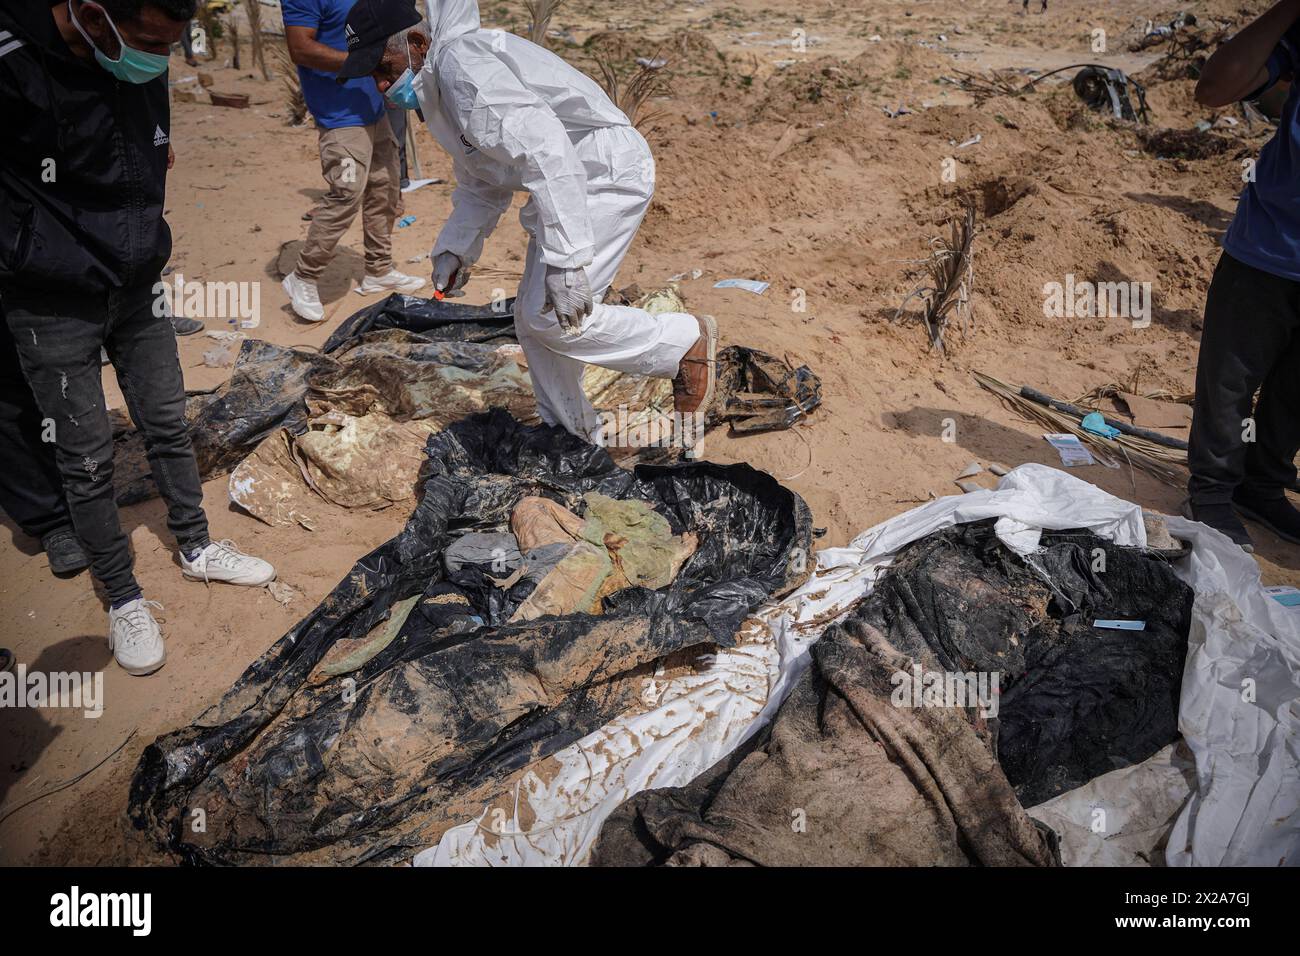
left=128, top=411, right=814, bottom=865
left=592, top=520, right=1193, bottom=866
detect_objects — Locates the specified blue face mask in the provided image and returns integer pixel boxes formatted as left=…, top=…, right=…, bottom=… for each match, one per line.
left=385, top=69, right=419, bottom=109
left=383, top=39, right=420, bottom=110
left=69, top=1, right=171, bottom=84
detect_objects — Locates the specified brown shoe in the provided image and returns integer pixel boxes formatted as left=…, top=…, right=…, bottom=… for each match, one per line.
left=673, top=314, right=718, bottom=416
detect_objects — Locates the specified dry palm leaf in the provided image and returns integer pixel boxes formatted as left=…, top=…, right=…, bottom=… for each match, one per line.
left=895, top=204, right=976, bottom=356
left=525, top=0, right=565, bottom=47
left=594, top=54, right=673, bottom=130
left=975, top=370, right=1188, bottom=488
left=242, top=0, right=272, bottom=80
left=953, top=69, right=1024, bottom=103
left=268, top=43, right=308, bottom=126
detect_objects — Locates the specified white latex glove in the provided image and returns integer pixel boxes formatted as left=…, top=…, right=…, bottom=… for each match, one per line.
left=542, top=265, right=594, bottom=333
left=432, top=252, right=469, bottom=297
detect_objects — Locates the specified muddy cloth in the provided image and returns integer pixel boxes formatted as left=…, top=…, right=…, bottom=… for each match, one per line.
left=591, top=521, right=1192, bottom=867
left=511, top=495, right=586, bottom=549
left=226, top=337, right=537, bottom=526
left=113, top=317, right=820, bottom=509
left=581, top=493, right=697, bottom=590
left=128, top=411, right=813, bottom=865
left=442, top=532, right=523, bottom=576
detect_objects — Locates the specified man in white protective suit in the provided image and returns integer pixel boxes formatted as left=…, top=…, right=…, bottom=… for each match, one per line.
left=334, top=0, right=718, bottom=447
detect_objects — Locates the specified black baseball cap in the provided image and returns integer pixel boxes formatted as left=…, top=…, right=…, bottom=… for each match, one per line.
left=336, top=0, right=422, bottom=81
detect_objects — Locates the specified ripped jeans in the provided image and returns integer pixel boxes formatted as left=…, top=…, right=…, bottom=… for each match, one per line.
left=2, top=282, right=209, bottom=603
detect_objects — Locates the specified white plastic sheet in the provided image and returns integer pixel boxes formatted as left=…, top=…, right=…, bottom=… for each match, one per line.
left=417, top=463, right=1299, bottom=866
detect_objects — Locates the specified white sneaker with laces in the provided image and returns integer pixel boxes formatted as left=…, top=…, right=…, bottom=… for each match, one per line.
left=357, top=270, right=426, bottom=296
left=181, top=540, right=276, bottom=587
left=108, top=598, right=166, bottom=676
left=282, top=271, right=325, bottom=322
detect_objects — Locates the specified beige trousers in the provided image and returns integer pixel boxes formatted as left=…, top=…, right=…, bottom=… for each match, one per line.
left=295, top=118, right=400, bottom=282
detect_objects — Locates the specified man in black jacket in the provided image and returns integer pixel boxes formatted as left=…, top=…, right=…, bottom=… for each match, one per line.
left=0, top=0, right=275, bottom=676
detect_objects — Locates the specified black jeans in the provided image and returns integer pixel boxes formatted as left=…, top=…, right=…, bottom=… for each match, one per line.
left=1188, top=252, right=1300, bottom=505
left=0, top=306, right=73, bottom=540
left=2, top=282, right=210, bottom=603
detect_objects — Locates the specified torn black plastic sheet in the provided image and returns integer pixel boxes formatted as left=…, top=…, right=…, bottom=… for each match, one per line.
left=127, top=411, right=813, bottom=865
left=321, top=292, right=517, bottom=353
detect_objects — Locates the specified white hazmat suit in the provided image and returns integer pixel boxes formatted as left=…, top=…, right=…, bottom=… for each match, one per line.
left=413, top=0, right=701, bottom=441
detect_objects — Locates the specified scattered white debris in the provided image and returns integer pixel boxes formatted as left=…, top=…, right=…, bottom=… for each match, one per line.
left=714, top=278, right=770, bottom=295
left=266, top=580, right=302, bottom=607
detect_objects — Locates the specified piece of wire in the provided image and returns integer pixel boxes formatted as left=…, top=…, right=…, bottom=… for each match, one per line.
left=0, top=728, right=138, bottom=826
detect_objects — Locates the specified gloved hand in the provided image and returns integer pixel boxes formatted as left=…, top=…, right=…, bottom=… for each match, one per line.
left=432, top=252, right=469, bottom=297
left=542, top=266, right=594, bottom=333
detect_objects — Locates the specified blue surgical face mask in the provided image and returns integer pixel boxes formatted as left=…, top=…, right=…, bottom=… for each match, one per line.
left=69, top=1, right=171, bottom=84
left=385, top=69, right=419, bottom=109
left=384, top=39, right=420, bottom=110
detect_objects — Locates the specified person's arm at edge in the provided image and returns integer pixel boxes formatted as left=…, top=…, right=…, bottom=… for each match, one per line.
left=284, top=24, right=346, bottom=72
left=282, top=0, right=347, bottom=75
left=1196, top=0, right=1300, bottom=106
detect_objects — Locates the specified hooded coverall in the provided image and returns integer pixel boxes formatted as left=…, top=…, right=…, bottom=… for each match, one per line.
left=413, top=0, right=700, bottom=441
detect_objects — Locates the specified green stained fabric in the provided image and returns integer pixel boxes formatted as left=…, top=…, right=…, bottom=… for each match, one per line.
left=321, top=594, right=421, bottom=676
left=581, top=493, right=694, bottom=590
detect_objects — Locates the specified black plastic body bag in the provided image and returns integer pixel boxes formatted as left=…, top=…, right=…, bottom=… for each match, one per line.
left=129, top=411, right=813, bottom=865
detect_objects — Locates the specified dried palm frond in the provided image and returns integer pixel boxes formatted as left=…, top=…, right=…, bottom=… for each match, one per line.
left=975, top=371, right=1188, bottom=488
left=242, top=0, right=272, bottom=80
left=952, top=69, right=1023, bottom=103
left=594, top=54, right=673, bottom=130
left=525, top=0, right=565, bottom=47
left=1073, top=382, right=1193, bottom=409
left=268, top=43, right=308, bottom=126
left=894, top=204, right=976, bottom=356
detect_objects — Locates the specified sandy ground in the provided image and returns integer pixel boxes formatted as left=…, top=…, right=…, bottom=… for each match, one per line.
left=3, top=0, right=1297, bottom=864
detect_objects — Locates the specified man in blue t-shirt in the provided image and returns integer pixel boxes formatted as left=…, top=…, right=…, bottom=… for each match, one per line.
left=1189, top=0, right=1300, bottom=552
left=279, top=0, right=423, bottom=321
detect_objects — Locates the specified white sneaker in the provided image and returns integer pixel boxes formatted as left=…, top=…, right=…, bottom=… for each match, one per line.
left=357, top=270, right=426, bottom=296
left=181, top=539, right=276, bottom=587
left=282, top=271, right=325, bottom=322
left=108, top=598, right=166, bottom=676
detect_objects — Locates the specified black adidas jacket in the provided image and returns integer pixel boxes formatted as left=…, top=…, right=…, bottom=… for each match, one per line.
left=0, top=1, right=172, bottom=295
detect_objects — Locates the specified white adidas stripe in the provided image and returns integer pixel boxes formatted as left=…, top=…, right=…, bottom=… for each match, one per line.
left=0, top=39, right=23, bottom=59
